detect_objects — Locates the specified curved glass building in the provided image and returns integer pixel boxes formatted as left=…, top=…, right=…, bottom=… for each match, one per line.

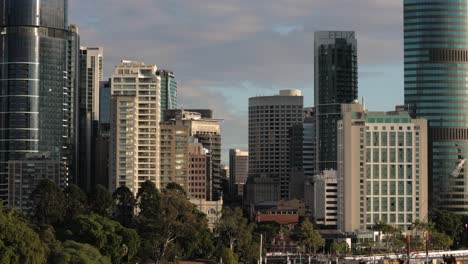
left=404, top=0, right=468, bottom=214
left=0, top=0, right=71, bottom=203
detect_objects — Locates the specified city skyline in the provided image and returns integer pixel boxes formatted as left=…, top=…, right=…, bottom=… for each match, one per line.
left=69, top=0, right=404, bottom=160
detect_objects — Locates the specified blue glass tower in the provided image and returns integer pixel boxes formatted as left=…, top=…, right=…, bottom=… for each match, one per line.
left=0, top=0, right=73, bottom=204
left=404, top=0, right=468, bottom=213
left=156, top=69, right=177, bottom=118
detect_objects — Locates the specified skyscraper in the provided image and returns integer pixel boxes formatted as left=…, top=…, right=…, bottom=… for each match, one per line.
left=404, top=0, right=468, bottom=213
left=0, top=0, right=75, bottom=205
left=246, top=90, right=304, bottom=203
left=109, top=61, right=161, bottom=194
left=157, top=69, right=177, bottom=118
left=229, top=149, right=248, bottom=196
left=314, top=31, right=358, bottom=172
left=78, top=47, right=103, bottom=191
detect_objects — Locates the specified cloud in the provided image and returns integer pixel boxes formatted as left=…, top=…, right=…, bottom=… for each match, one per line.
left=69, top=0, right=405, bottom=160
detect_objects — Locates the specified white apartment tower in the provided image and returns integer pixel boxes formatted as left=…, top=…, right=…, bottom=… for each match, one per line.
left=109, top=61, right=161, bottom=194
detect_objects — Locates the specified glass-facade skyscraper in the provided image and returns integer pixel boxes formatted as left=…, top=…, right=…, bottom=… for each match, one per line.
left=404, top=0, right=468, bottom=213
left=157, top=69, right=177, bottom=118
left=0, top=0, right=73, bottom=204
left=314, top=31, right=358, bottom=172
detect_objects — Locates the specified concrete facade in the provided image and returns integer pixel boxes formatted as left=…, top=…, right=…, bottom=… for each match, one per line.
left=229, top=149, right=248, bottom=196
left=337, top=102, right=428, bottom=233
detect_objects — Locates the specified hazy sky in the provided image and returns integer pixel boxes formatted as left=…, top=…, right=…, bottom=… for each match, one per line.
left=70, top=0, right=404, bottom=163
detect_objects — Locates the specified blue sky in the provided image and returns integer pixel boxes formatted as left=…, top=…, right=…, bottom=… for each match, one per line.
left=70, top=0, right=404, bottom=163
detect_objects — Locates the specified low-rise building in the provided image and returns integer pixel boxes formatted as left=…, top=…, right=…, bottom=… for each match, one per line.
left=190, top=198, right=223, bottom=230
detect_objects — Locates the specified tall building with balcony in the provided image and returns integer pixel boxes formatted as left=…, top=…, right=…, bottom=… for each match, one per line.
left=0, top=0, right=76, bottom=205
left=404, top=0, right=468, bottom=214
left=315, top=31, right=358, bottom=172
left=188, top=140, right=208, bottom=199
left=337, top=102, right=428, bottom=233
left=156, top=69, right=177, bottom=118
left=78, top=47, right=103, bottom=191
left=109, top=61, right=161, bottom=194
left=246, top=90, right=304, bottom=203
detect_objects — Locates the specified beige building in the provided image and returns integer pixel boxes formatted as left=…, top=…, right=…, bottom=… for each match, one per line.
left=306, top=170, right=338, bottom=228
left=337, top=102, right=428, bottom=233
left=160, top=122, right=189, bottom=190
left=109, top=61, right=161, bottom=194
left=190, top=198, right=223, bottom=230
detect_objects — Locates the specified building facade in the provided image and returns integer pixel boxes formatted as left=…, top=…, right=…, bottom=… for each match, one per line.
left=109, top=61, right=161, bottom=194
left=160, top=122, right=189, bottom=190
left=315, top=31, right=358, bottom=172
left=0, top=0, right=75, bottom=205
left=229, top=149, right=249, bottom=196
left=404, top=0, right=468, bottom=214
left=164, top=109, right=222, bottom=201
left=337, top=102, right=428, bottom=233
left=156, top=69, right=177, bottom=118
left=78, top=47, right=103, bottom=191
left=303, top=107, right=316, bottom=177
left=308, top=170, right=338, bottom=228
left=188, top=141, right=208, bottom=199
left=8, top=153, right=64, bottom=212
left=247, top=90, right=304, bottom=203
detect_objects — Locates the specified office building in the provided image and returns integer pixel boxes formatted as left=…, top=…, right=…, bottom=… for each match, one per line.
left=303, top=107, right=316, bottom=177
left=160, top=122, right=189, bottom=190
left=246, top=90, right=304, bottom=203
left=404, top=0, right=468, bottom=213
left=315, top=31, right=358, bottom=172
left=8, top=153, right=64, bottom=212
left=188, top=141, right=208, bottom=199
left=78, top=47, right=103, bottom=191
left=164, top=109, right=222, bottom=200
left=156, top=69, right=177, bottom=118
left=289, top=123, right=305, bottom=200
left=337, top=102, right=428, bottom=233
left=0, top=0, right=75, bottom=205
left=109, top=61, right=161, bottom=194
left=229, top=149, right=249, bottom=196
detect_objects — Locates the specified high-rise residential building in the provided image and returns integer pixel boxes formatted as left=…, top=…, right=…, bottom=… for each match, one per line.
left=8, top=153, right=64, bottom=212
left=246, top=90, right=304, bottom=203
left=337, top=102, right=428, bottom=233
left=156, top=69, right=177, bottom=118
left=164, top=109, right=222, bottom=201
left=0, top=0, right=76, bottom=205
left=188, top=141, right=208, bottom=199
left=229, top=149, right=249, bottom=196
left=159, top=121, right=189, bottom=190
left=109, top=61, right=161, bottom=194
left=315, top=31, right=358, bottom=172
left=404, top=0, right=468, bottom=214
left=78, top=47, right=103, bottom=191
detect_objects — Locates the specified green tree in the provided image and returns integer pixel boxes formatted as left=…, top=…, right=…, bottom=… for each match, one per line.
left=136, top=180, right=160, bottom=218
left=49, top=240, right=111, bottom=264
left=221, top=247, right=238, bottom=264
left=61, top=214, right=140, bottom=263
left=31, top=179, right=66, bottom=225
left=88, top=185, right=113, bottom=217
left=431, top=209, right=463, bottom=239
left=215, top=207, right=256, bottom=261
left=64, top=184, right=88, bottom=220
left=429, top=230, right=453, bottom=250
left=299, top=219, right=324, bottom=254
left=166, top=182, right=187, bottom=196
left=0, top=208, right=48, bottom=263
left=137, top=188, right=212, bottom=262
left=112, top=185, right=135, bottom=227
left=331, top=241, right=349, bottom=255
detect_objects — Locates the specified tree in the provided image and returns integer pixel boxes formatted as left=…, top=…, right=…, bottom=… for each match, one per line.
left=0, top=208, right=48, bottom=263
left=221, top=247, right=238, bottom=264
left=49, top=240, right=111, bottom=264
left=430, top=230, right=453, bottom=250
left=137, top=188, right=212, bottom=262
left=331, top=241, right=349, bottom=255
left=64, top=184, right=88, bottom=220
left=166, top=182, right=187, bottom=196
left=61, top=214, right=140, bottom=264
left=31, top=179, right=66, bottom=225
left=299, top=219, right=324, bottom=254
left=136, top=180, right=160, bottom=218
left=88, top=185, right=113, bottom=217
left=431, top=209, right=463, bottom=239
left=113, top=185, right=135, bottom=227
